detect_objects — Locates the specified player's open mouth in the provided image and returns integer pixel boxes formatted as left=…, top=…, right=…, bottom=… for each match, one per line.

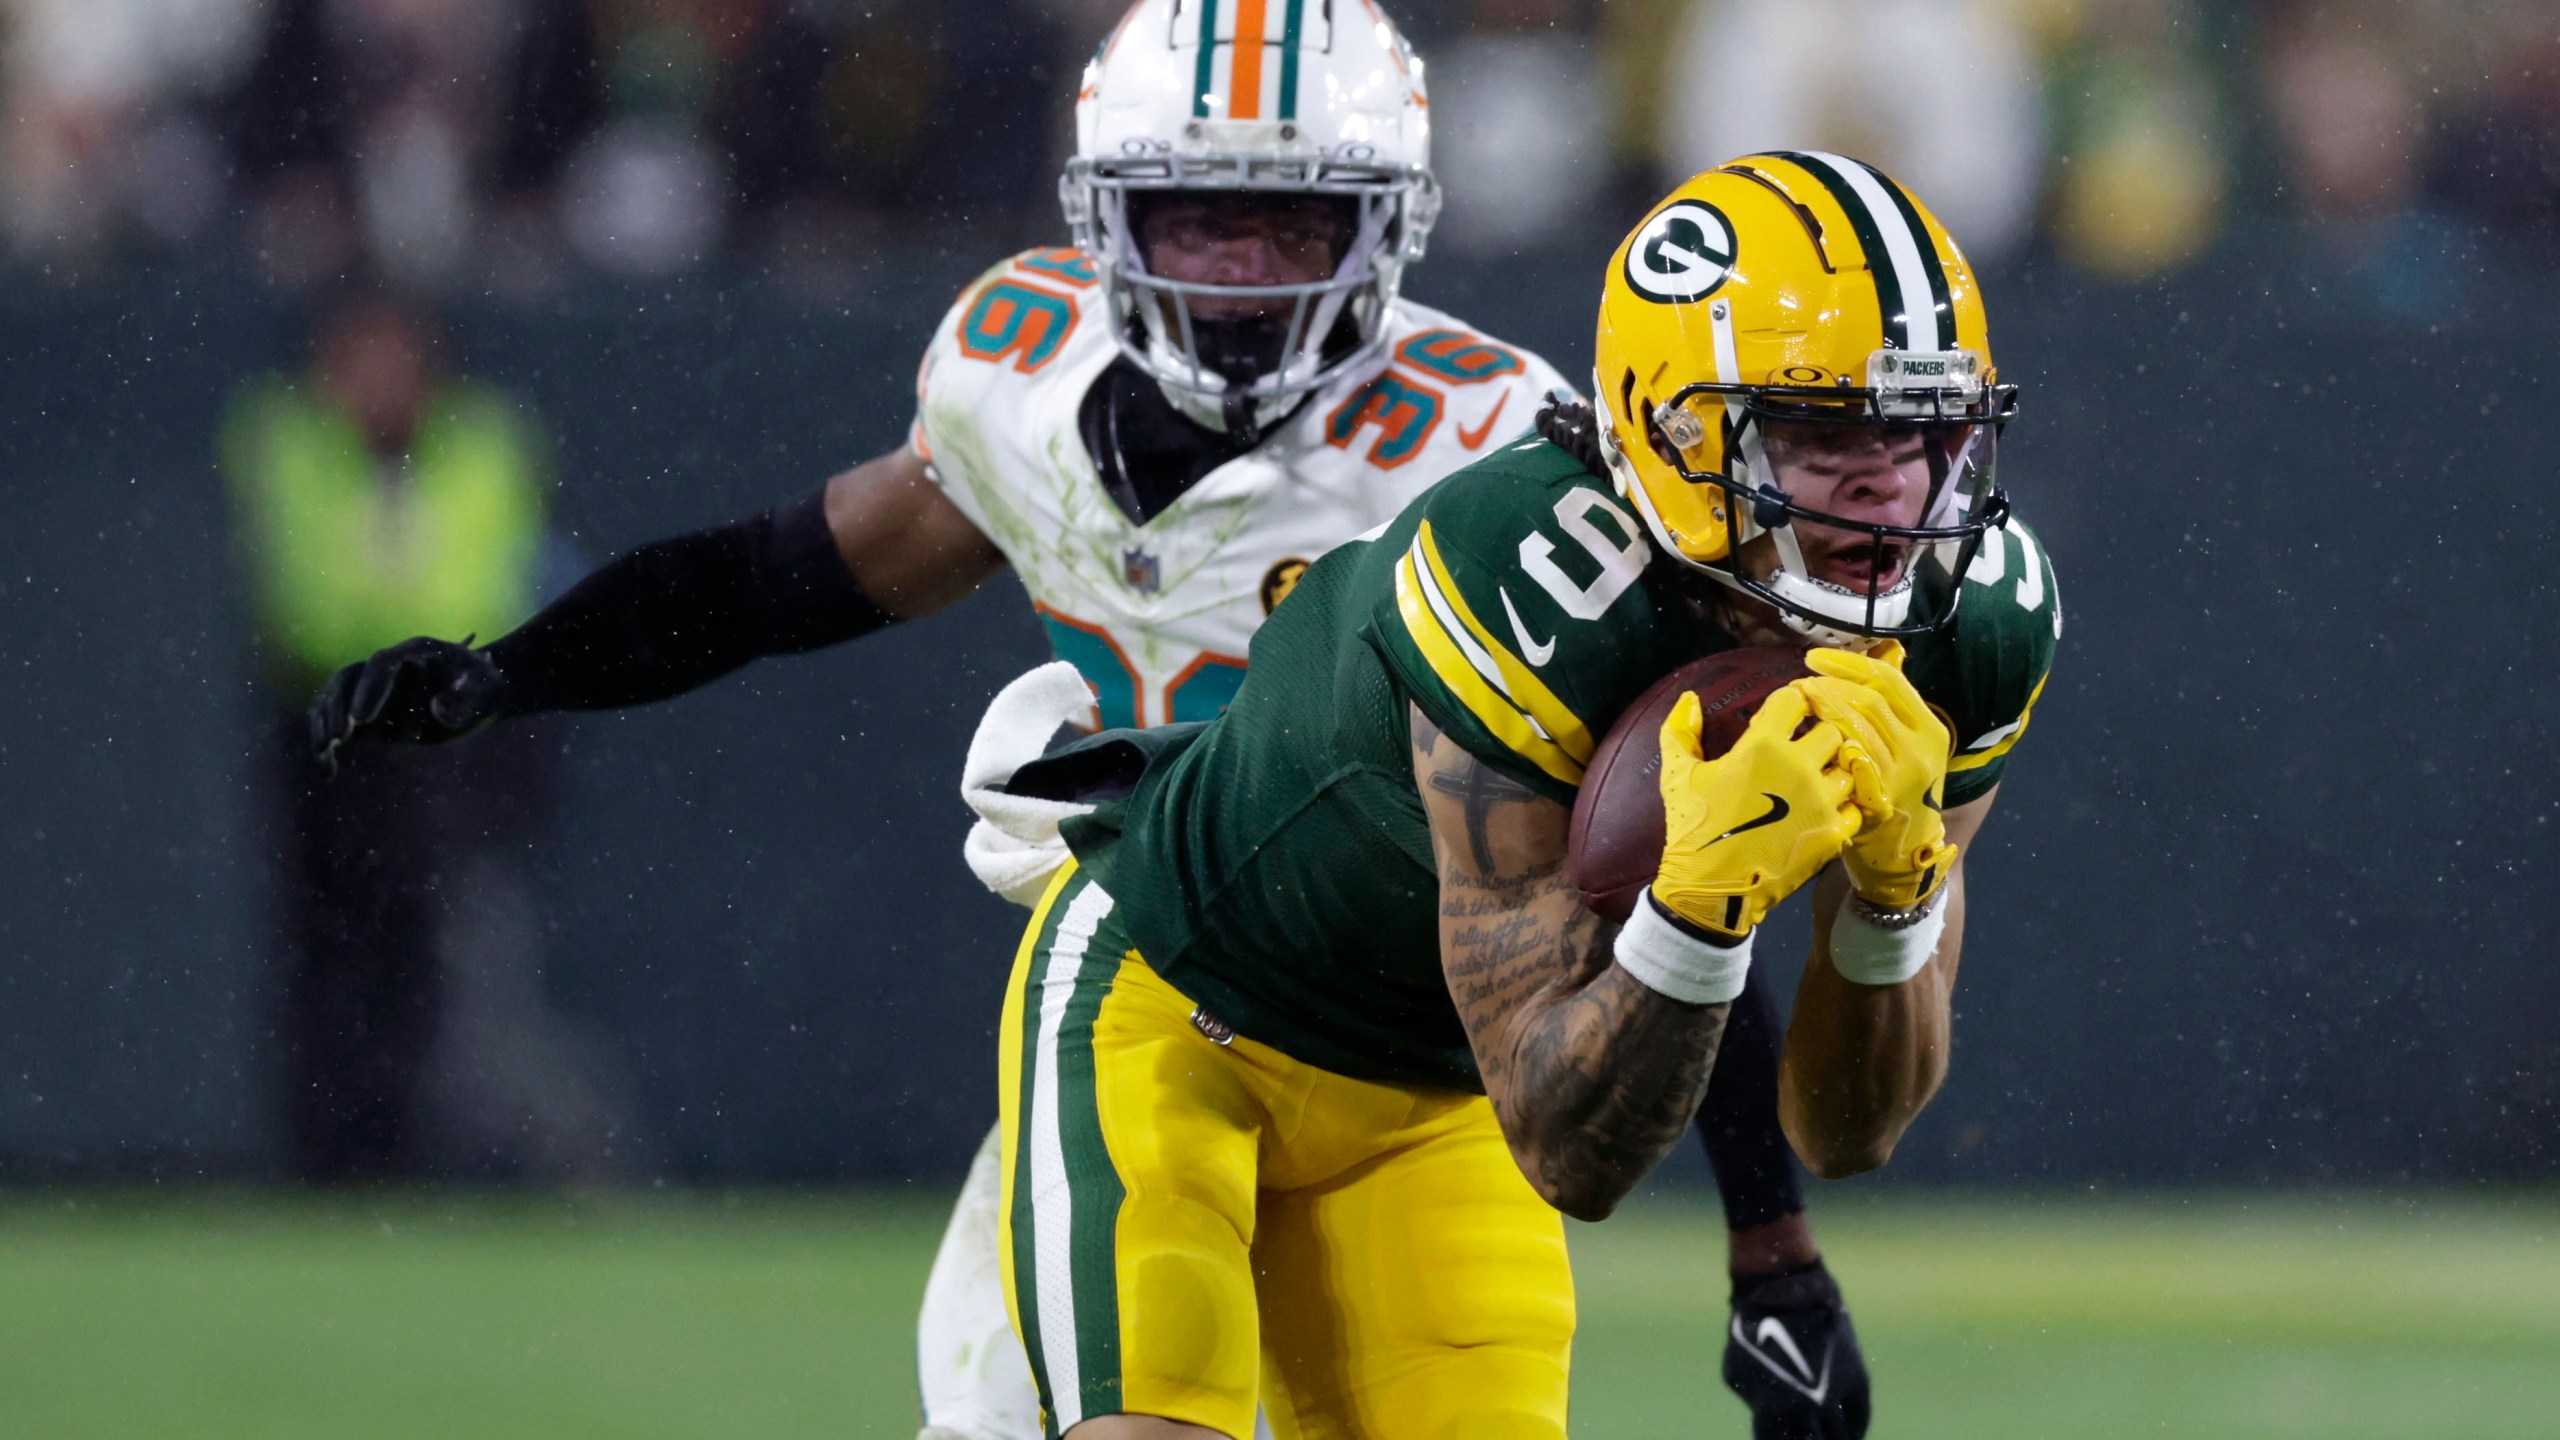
left=1814, top=536, right=1913, bottom=591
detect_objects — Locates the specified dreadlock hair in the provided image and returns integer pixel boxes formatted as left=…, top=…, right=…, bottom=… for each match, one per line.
left=1535, top=395, right=1608, bottom=478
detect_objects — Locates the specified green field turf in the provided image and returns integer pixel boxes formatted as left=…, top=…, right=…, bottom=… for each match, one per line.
left=0, top=1189, right=2552, bottom=1438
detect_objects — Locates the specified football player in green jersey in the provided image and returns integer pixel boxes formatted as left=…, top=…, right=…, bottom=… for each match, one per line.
left=987, top=153, right=2057, bottom=1437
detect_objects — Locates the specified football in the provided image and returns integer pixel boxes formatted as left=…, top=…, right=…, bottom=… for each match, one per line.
left=1568, top=645, right=1814, bottom=923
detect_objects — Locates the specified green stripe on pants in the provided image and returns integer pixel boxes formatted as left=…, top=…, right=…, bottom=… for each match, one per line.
left=1008, top=871, right=1129, bottom=1432
left=1007, top=881, right=1073, bottom=1429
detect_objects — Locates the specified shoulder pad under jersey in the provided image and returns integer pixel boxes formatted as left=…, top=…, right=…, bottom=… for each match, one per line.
left=1368, top=436, right=1679, bottom=803
left=1309, top=299, right=1577, bottom=484
left=909, top=249, right=1111, bottom=517
left=1908, top=516, right=2062, bottom=807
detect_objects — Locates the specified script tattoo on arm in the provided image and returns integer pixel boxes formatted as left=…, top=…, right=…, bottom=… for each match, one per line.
left=1413, top=706, right=1729, bottom=1222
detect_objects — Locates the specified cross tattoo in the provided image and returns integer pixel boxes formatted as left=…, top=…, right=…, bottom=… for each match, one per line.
left=1428, top=763, right=1538, bottom=874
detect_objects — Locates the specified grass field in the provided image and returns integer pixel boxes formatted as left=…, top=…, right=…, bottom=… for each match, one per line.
left=1, top=1189, right=2553, bottom=1438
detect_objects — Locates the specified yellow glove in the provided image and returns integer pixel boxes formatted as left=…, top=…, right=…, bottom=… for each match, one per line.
left=1799, top=642, right=1957, bottom=910
left=1652, top=684, right=1862, bottom=938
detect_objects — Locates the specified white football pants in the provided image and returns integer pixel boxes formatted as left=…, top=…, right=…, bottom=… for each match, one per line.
left=915, top=1125, right=1041, bottom=1439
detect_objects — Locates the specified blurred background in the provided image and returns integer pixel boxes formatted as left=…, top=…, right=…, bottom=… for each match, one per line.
left=3, top=0, right=2557, bottom=1435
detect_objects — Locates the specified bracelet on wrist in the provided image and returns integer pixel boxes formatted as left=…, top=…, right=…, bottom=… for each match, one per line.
left=1846, top=888, right=1941, bottom=932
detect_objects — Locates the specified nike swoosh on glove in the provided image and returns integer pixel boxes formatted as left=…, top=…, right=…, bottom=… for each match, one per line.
left=1651, top=684, right=1861, bottom=939
left=1723, top=1260, right=1872, bottom=1440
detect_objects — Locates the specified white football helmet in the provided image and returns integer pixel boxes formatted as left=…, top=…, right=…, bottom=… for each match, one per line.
left=1061, top=0, right=1439, bottom=431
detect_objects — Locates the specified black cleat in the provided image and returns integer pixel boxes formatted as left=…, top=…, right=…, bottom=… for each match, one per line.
left=1721, top=1260, right=1871, bottom=1439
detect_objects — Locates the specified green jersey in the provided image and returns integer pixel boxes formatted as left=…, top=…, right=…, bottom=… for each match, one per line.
left=1044, top=435, right=2060, bottom=1092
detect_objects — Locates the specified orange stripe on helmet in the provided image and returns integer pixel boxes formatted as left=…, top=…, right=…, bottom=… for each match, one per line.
left=1230, top=0, right=1268, bottom=118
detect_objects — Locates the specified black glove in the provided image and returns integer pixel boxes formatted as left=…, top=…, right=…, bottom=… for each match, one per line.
left=1722, top=1260, right=1871, bottom=1440
left=309, top=636, right=510, bottom=768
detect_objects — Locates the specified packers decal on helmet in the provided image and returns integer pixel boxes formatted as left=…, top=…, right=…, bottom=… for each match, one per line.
left=1622, top=201, right=1738, bottom=305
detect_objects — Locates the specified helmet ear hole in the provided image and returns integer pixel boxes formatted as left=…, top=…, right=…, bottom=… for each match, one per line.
left=1651, top=402, right=1706, bottom=451
left=1638, top=399, right=1686, bottom=468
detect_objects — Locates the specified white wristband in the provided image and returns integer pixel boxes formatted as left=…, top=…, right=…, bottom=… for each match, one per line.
left=1827, top=892, right=1948, bottom=986
left=1613, top=891, right=1754, bottom=1004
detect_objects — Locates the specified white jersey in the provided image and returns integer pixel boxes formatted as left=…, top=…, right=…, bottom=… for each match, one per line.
left=912, top=247, right=1572, bottom=731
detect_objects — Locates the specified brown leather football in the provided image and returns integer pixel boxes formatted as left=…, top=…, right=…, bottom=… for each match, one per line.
left=1568, top=645, right=1813, bottom=923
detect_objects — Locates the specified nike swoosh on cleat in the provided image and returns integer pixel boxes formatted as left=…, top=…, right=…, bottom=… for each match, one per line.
left=1457, top=392, right=1512, bottom=449
left=1500, top=586, right=1556, bottom=666
left=1709, top=793, right=1790, bottom=845
left=1733, top=1313, right=1834, bottom=1402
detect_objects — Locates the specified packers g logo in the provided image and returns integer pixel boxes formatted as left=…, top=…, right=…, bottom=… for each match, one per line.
left=1260, top=557, right=1310, bottom=615
left=1624, top=201, right=1736, bottom=305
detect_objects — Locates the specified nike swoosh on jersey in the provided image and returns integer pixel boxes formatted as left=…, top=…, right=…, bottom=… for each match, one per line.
left=1732, top=1313, right=1834, bottom=1402
left=1499, top=586, right=1556, bottom=666
left=1710, top=793, right=1790, bottom=845
left=1456, top=391, right=1512, bottom=450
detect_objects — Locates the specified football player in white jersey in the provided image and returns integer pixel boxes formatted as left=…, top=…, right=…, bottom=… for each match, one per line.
left=310, top=3, right=1868, bottom=1437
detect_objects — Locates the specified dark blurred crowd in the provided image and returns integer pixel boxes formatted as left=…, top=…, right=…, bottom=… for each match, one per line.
left=3, top=0, right=1102, bottom=290
left=6, top=0, right=2557, bottom=299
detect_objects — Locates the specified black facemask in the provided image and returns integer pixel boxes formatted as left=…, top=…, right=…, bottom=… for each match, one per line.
left=1124, top=307, right=1364, bottom=445
left=1191, top=313, right=1292, bottom=440
left=1190, top=312, right=1294, bottom=392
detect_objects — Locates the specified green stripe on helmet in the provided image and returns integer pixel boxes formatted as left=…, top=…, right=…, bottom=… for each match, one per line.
left=1769, top=150, right=1912, bottom=352
left=1192, top=0, right=1219, bottom=118
left=1278, top=0, right=1304, bottom=121
left=1855, top=159, right=1958, bottom=348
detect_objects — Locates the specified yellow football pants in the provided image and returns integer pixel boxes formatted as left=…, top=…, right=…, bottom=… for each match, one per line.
left=996, top=863, right=1574, bottom=1438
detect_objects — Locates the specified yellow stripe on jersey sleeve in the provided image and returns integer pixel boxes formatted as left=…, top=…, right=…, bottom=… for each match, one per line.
left=1411, top=523, right=1596, bottom=766
left=1395, top=540, right=1587, bottom=787
left=1949, top=668, right=2049, bottom=773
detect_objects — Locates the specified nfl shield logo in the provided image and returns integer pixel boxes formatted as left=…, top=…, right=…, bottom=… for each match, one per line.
left=1123, top=547, right=1161, bottom=595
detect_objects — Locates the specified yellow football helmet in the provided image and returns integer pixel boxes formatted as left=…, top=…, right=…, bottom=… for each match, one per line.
left=1592, top=152, right=2017, bottom=642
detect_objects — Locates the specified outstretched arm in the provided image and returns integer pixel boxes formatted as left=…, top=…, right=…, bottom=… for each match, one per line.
left=484, top=446, right=997, bottom=712
left=1780, top=789, right=1995, bottom=1178
left=1413, top=706, right=1729, bottom=1222
left=311, top=445, right=1004, bottom=757
left=822, top=445, right=1009, bottom=618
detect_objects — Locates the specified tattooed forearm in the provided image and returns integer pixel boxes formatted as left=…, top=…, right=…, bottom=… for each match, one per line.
left=1411, top=706, right=1731, bottom=1221
left=1499, top=958, right=1727, bottom=1216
